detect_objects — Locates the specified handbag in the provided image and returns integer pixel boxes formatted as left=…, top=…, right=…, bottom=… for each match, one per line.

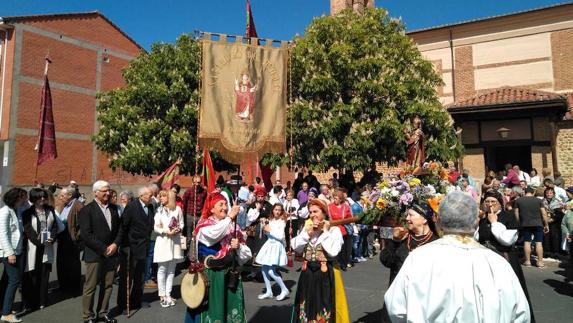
left=180, top=234, right=187, bottom=250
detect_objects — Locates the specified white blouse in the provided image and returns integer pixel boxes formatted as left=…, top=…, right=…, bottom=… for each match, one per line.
left=196, top=217, right=252, bottom=265
left=290, top=226, right=343, bottom=257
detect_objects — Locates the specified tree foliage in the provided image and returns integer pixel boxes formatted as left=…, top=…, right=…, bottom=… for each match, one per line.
left=286, top=8, right=462, bottom=172
left=96, top=8, right=462, bottom=176
left=95, top=35, right=237, bottom=176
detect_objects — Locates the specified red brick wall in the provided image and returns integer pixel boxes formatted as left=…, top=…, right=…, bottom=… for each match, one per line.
left=101, top=56, right=129, bottom=91
left=20, top=31, right=97, bottom=89
left=551, top=29, right=573, bottom=91
left=24, top=14, right=141, bottom=56
left=453, top=46, right=476, bottom=101
left=12, top=135, right=93, bottom=184
left=8, top=16, right=142, bottom=186
left=16, top=82, right=95, bottom=134
left=96, top=151, right=151, bottom=186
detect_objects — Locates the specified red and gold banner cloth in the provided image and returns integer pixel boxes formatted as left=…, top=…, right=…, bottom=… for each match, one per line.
left=198, top=33, right=288, bottom=164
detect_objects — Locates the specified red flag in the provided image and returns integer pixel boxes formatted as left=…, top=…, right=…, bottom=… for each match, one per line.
left=246, top=0, right=258, bottom=38
left=36, top=73, right=57, bottom=165
left=203, top=149, right=216, bottom=193
left=154, top=161, right=181, bottom=189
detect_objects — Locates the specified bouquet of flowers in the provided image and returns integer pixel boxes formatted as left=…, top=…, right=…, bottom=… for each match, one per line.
left=168, top=216, right=179, bottom=230
left=361, top=161, right=448, bottom=225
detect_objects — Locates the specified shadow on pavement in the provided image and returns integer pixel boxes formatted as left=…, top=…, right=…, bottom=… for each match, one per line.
left=543, top=279, right=573, bottom=297
left=249, top=304, right=292, bottom=323
left=355, top=308, right=384, bottom=323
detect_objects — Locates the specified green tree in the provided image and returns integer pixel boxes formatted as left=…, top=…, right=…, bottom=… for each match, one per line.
left=285, top=8, right=462, bottom=173
left=94, top=34, right=235, bottom=176
left=94, top=34, right=199, bottom=175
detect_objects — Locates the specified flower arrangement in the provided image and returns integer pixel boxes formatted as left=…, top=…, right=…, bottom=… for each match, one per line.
left=361, top=161, right=449, bottom=225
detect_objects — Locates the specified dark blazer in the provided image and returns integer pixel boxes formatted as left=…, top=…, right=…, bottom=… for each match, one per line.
left=121, top=199, right=154, bottom=260
left=78, top=200, right=122, bottom=263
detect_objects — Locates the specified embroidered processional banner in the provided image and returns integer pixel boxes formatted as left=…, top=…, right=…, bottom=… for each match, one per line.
left=198, top=33, right=288, bottom=163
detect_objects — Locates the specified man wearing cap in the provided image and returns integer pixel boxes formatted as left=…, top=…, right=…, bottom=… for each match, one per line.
left=385, top=192, right=530, bottom=323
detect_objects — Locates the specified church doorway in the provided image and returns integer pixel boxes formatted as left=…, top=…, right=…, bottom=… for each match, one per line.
left=485, top=145, right=532, bottom=173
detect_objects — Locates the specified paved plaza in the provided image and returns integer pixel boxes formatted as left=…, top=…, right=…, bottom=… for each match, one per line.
left=8, top=253, right=573, bottom=323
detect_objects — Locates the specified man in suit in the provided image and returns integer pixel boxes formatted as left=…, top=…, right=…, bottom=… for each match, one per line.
left=117, top=186, right=154, bottom=312
left=79, top=180, right=122, bottom=323
left=56, top=186, right=83, bottom=295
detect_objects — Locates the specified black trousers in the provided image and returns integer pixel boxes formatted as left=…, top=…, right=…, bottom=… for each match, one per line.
left=543, top=212, right=563, bottom=257
left=337, top=234, right=353, bottom=268
left=117, top=249, right=146, bottom=310
left=22, top=263, right=51, bottom=308
left=56, top=228, right=82, bottom=294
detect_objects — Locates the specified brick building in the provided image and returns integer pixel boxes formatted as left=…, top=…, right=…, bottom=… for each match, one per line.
left=0, top=12, right=149, bottom=192
left=409, top=2, right=573, bottom=186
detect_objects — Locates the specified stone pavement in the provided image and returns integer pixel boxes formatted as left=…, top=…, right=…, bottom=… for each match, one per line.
left=8, top=255, right=573, bottom=323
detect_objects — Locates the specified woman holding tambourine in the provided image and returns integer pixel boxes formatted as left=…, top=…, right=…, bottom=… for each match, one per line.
left=183, top=191, right=252, bottom=323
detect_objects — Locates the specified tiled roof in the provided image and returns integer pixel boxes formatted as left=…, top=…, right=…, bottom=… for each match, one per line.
left=448, top=87, right=566, bottom=109
left=0, top=11, right=143, bottom=50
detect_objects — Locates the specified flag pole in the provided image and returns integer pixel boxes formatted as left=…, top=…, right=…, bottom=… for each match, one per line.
left=34, top=56, right=52, bottom=184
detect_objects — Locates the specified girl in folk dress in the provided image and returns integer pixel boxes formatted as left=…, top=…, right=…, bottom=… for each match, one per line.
left=153, top=190, right=184, bottom=308
left=255, top=204, right=289, bottom=301
left=291, top=199, right=349, bottom=323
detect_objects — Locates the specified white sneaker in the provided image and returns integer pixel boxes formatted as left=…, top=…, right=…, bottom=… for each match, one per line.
left=1, top=314, right=22, bottom=323
left=276, top=290, right=289, bottom=301
left=160, top=299, right=170, bottom=308
left=258, top=292, right=273, bottom=300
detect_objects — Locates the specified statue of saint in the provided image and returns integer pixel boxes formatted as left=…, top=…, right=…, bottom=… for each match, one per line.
left=234, top=70, right=257, bottom=121
left=404, top=116, right=425, bottom=168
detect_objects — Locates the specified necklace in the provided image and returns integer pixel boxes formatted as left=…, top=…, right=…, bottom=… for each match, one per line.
left=407, top=230, right=434, bottom=251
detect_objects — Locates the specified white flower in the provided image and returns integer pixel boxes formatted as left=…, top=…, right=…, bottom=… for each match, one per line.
left=391, top=189, right=399, bottom=197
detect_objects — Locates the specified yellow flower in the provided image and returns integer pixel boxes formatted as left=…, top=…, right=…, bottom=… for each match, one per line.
left=378, top=180, right=390, bottom=189
left=408, top=178, right=421, bottom=187
left=376, top=198, right=386, bottom=209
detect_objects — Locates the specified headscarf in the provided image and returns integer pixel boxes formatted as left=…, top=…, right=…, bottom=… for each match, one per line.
left=195, top=190, right=245, bottom=259
left=307, top=198, right=329, bottom=219
left=409, top=200, right=438, bottom=236
left=254, top=186, right=266, bottom=197
left=201, top=191, right=226, bottom=219
left=309, top=187, right=319, bottom=198
left=483, top=191, right=503, bottom=207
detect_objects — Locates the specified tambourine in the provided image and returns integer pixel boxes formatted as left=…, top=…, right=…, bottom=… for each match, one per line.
left=181, top=270, right=208, bottom=309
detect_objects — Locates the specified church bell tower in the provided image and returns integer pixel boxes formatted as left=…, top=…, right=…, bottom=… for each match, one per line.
left=330, top=0, right=375, bottom=15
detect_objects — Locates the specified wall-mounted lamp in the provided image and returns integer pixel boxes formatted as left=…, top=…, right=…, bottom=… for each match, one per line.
left=496, top=127, right=510, bottom=139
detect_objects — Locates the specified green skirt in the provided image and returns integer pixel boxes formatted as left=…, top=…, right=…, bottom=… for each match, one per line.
left=199, top=268, right=246, bottom=323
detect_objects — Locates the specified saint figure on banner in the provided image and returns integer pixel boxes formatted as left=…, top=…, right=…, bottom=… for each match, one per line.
left=234, top=69, right=257, bottom=121
left=405, top=115, right=425, bottom=168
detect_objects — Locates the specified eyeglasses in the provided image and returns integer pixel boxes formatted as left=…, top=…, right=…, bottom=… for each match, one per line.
left=484, top=200, right=498, bottom=204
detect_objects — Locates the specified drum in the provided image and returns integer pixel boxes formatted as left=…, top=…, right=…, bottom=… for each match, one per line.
left=181, top=271, right=208, bottom=309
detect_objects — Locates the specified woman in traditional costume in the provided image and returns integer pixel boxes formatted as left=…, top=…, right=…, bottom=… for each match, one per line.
left=255, top=204, right=289, bottom=301
left=184, top=191, right=252, bottom=323
left=379, top=201, right=438, bottom=285
left=476, top=191, right=535, bottom=322
left=290, top=199, right=349, bottom=323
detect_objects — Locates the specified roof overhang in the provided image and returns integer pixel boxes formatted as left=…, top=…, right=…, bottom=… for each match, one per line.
left=448, top=99, right=568, bottom=122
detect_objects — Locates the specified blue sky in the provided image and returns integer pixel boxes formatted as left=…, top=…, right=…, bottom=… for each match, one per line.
left=1, top=0, right=569, bottom=49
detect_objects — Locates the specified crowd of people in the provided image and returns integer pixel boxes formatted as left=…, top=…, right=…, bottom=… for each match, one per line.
left=446, top=163, right=572, bottom=266
left=0, top=163, right=570, bottom=323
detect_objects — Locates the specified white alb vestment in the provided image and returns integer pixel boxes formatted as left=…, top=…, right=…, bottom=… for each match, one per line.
left=384, top=235, right=530, bottom=323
